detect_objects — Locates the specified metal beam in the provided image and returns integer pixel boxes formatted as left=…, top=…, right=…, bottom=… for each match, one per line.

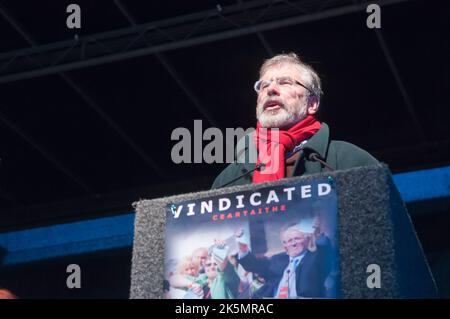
left=0, top=3, right=37, bottom=47
left=0, top=3, right=167, bottom=182
left=113, top=0, right=137, bottom=26
left=113, top=0, right=221, bottom=127
left=0, top=0, right=410, bottom=84
left=60, top=74, right=167, bottom=177
left=374, top=29, right=426, bottom=142
left=0, top=5, right=95, bottom=196
left=257, top=32, right=275, bottom=57
left=237, top=0, right=275, bottom=57
left=154, top=53, right=220, bottom=127
left=0, top=108, right=95, bottom=195
left=349, top=0, right=425, bottom=142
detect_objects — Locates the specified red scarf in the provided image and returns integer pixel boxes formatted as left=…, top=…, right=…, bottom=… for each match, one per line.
left=252, top=115, right=321, bottom=184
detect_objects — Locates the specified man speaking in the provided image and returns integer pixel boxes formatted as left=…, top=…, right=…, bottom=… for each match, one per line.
left=212, top=53, right=377, bottom=188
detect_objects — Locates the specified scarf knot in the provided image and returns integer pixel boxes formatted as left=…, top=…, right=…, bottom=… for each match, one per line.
left=253, top=115, right=321, bottom=184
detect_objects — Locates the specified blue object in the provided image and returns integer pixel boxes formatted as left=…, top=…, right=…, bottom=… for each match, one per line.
left=1, top=166, right=449, bottom=266
left=392, top=166, right=450, bottom=202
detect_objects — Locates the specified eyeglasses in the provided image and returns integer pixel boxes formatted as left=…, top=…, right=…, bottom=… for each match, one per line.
left=254, top=76, right=314, bottom=95
left=205, top=262, right=217, bottom=267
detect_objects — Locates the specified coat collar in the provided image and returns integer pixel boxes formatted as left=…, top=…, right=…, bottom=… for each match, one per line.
left=302, top=122, right=330, bottom=159
left=236, top=121, right=330, bottom=167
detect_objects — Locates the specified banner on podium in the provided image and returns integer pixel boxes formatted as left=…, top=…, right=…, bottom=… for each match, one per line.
left=164, top=178, right=339, bottom=299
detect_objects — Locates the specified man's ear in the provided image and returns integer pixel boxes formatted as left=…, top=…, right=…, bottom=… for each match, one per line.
left=307, top=96, right=320, bottom=115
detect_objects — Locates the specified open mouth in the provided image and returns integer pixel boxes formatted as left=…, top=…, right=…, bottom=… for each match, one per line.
left=263, top=100, right=283, bottom=111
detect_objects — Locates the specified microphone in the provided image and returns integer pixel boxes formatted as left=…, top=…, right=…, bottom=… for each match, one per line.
left=308, top=152, right=334, bottom=171
left=221, top=163, right=265, bottom=188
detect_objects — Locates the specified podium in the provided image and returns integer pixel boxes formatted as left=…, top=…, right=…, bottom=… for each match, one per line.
left=130, top=164, right=437, bottom=298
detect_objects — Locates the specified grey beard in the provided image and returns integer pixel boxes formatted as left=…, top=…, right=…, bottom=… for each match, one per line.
left=257, top=105, right=307, bottom=129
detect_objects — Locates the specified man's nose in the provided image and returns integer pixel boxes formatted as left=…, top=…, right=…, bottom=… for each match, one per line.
left=266, top=81, right=280, bottom=96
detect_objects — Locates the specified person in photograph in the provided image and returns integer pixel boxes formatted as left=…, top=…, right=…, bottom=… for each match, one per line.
left=235, top=221, right=330, bottom=298
left=202, top=251, right=240, bottom=299
left=192, top=247, right=209, bottom=274
left=168, top=256, right=207, bottom=298
left=313, top=215, right=339, bottom=298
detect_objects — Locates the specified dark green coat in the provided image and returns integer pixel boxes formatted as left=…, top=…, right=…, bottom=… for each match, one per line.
left=212, top=123, right=378, bottom=189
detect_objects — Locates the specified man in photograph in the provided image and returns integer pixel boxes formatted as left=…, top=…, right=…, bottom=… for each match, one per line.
left=235, top=221, right=330, bottom=298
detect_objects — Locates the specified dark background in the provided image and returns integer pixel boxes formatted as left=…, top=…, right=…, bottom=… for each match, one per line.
left=0, top=0, right=449, bottom=298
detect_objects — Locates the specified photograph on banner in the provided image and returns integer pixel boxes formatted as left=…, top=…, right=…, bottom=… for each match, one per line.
left=164, top=178, right=340, bottom=299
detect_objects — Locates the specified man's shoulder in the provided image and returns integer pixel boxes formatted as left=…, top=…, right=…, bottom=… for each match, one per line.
left=211, top=131, right=256, bottom=189
left=327, top=140, right=379, bottom=169
left=270, top=252, right=289, bottom=263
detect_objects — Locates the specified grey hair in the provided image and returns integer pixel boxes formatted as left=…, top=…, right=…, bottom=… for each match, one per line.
left=259, top=52, right=323, bottom=100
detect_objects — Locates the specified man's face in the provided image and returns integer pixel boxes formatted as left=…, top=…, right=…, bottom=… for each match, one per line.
left=193, top=249, right=208, bottom=267
left=256, top=63, right=312, bottom=129
left=281, top=229, right=308, bottom=258
left=204, top=258, right=218, bottom=280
